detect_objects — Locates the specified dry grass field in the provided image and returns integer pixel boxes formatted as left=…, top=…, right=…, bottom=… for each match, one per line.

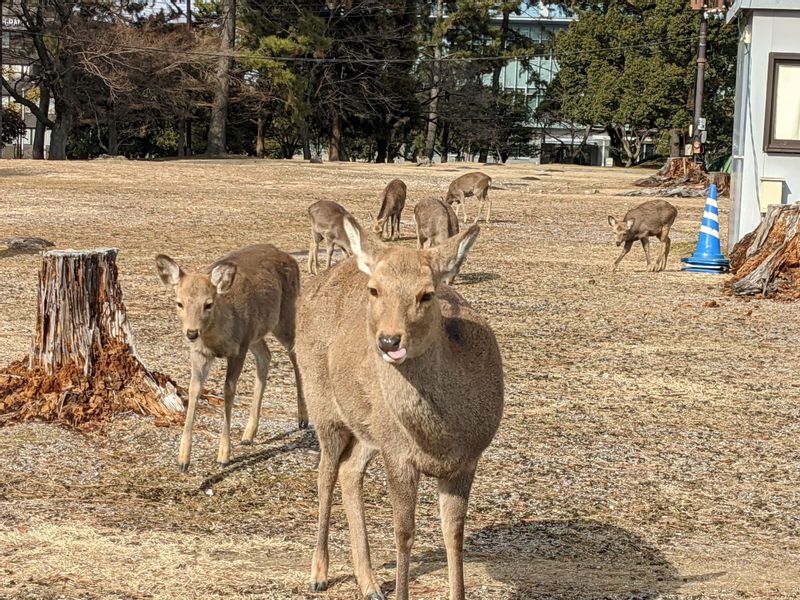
left=0, top=159, right=798, bottom=600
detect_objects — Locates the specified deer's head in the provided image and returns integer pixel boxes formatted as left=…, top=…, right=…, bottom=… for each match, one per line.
left=155, top=255, right=236, bottom=343
left=343, top=215, right=479, bottom=365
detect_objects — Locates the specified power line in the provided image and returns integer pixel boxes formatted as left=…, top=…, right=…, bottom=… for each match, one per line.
left=10, top=29, right=699, bottom=65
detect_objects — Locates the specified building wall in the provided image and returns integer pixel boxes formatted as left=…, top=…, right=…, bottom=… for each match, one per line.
left=730, top=9, right=800, bottom=247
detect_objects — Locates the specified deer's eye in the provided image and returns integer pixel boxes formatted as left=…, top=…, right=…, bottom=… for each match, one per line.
left=419, top=292, right=434, bottom=303
left=368, top=287, right=379, bottom=297
left=176, top=301, right=184, bottom=309
left=203, top=301, right=213, bottom=311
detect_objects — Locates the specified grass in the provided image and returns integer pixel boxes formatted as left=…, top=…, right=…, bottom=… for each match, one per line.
left=0, top=158, right=798, bottom=599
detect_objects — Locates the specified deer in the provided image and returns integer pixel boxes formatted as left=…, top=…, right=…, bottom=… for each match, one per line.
left=155, top=244, right=307, bottom=473
left=295, top=216, right=504, bottom=600
left=372, top=178, right=407, bottom=240
left=308, top=200, right=353, bottom=275
left=443, top=172, right=492, bottom=224
left=414, top=197, right=460, bottom=285
left=607, top=199, right=678, bottom=272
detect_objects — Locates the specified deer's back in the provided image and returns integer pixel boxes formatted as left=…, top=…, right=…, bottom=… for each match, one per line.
left=448, top=172, right=491, bottom=197
left=378, top=179, right=407, bottom=219
left=210, top=244, right=298, bottom=343
left=624, top=200, right=678, bottom=236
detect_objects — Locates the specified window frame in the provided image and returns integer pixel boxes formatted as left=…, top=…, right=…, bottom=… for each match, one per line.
left=763, top=52, right=800, bottom=154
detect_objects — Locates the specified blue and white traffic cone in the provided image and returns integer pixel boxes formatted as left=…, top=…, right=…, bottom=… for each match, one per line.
left=681, top=184, right=730, bottom=274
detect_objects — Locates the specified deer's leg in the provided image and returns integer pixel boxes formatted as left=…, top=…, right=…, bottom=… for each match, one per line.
left=459, top=192, right=469, bottom=224
left=325, top=237, right=334, bottom=270
left=486, top=192, right=492, bottom=223
left=385, top=456, right=420, bottom=600
left=415, top=219, right=424, bottom=249
left=641, top=237, right=651, bottom=268
left=309, top=231, right=321, bottom=275
left=659, top=227, right=672, bottom=272
left=310, top=427, right=350, bottom=593
left=273, top=308, right=308, bottom=430
left=242, top=339, right=271, bottom=445
left=218, top=350, right=246, bottom=467
left=438, top=469, right=476, bottom=600
left=339, top=440, right=383, bottom=599
left=394, top=213, right=401, bottom=240
left=611, top=240, right=633, bottom=272
left=178, top=352, right=212, bottom=472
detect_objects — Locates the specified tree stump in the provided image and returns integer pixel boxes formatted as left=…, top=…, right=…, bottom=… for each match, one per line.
left=729, top=204, right=800, bottom=298
left=0, top=249, right=182, bottom=426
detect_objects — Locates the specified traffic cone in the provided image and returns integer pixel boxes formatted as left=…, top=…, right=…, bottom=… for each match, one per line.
left=681, top=184, right=730, bottom=273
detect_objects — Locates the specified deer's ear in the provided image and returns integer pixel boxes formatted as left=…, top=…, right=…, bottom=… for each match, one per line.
left=343, top=214, right=385, bottom=275
left=210, top=262, right=237, bottom=294
left=625, top=218, right=635, bottom=229
left=155, top=255, right=182, bottom=287
left=607, top=216, right=617, bottom=227
left=429, top=224, right=479, bottom=285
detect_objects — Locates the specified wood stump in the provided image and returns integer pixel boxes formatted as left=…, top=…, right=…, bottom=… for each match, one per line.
left=0, top=249, right=182, bottom=426
left=729, top=204, right=800, bottom=298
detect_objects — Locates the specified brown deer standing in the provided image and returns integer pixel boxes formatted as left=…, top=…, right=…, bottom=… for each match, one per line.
left=372, top=179, right=407, bottom=240
left=296, top=216, right=504, bottom=600
left=608, top=199, right=678, bottom=272
left=308, top=200, right=353, bottom=275
left=443, top=172, right=492, bottom=224
left=414, top=197, right=460, bottom=284
left=155, top=245, right=307, bottom=472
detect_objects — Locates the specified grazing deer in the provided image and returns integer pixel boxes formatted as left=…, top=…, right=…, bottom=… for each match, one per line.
left=372, top=178, right=407, bottom=240
left=444, top=172, right=492, bottom=224
left=155, top=245, right=307, bottom=473
left=414, top=197, right=460, bottom=284
left=308, top=200, right=353, bottom=275
left=296, top=217, right=503, bottom=600
left=608, top=199, right=678, bottom=272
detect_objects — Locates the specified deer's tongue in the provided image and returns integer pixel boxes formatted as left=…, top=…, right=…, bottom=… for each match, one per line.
left=387, top=348, right=407, bottom=361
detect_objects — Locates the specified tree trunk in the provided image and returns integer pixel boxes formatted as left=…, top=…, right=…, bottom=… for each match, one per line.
left=479, top=148, right=489, bottom=163
left=301, top=121, right=311, bottom=160
left=669, top=128, right=683, bottom=157
left=108, top=112, right=119, bottom=157
left=375, top=135, right=388, bottom=163
left=329, top=112, right=347, bottom=161
left=206, top=0, right=236, bottom=156
left=32, top=84, right=50, bottom=160
left=441, top=118, right=449, bottom=163
left=424, top=0, right=444, bottom=162
left=48, top=109, right=72, bottom=161
left=256, top=114, right=266, bottom=158
left=177, top=118, right=185, bottom=157
left=0, top=249, right=183, bottom=426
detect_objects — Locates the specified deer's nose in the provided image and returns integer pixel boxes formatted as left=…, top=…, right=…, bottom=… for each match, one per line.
left=378, top=335, right=402, bottom=353
left=186, top=329, right=199, bottom=341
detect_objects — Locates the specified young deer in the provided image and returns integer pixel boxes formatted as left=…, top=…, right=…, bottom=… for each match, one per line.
left=308, top=200, right=353, bottom=275
left=296, top=217, right=503, bottom=600
left=372, top=178, right=407, bottom=240
left=155, top=245, right=307, bottom=472
left=443, top=172, right=492, bottom=224
left=608, top=199, right=678, bottom=272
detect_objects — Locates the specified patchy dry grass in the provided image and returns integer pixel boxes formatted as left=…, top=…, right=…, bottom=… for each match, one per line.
left=1, top=159, right=799, bottom=599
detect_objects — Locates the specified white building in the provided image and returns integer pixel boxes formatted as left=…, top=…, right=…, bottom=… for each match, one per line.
left=726, top=0, right=800, bottom=249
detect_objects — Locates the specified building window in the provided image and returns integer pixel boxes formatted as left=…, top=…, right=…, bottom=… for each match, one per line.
left=764, top=53, right=800, bottom=154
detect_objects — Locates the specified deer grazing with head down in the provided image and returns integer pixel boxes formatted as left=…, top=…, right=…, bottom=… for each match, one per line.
left=372, top=178, right=407, bottom=240
left=414, top=197, right=460, bottom=284
left=608, top=199, right=678, bottom=272
left=155, top=244, right=307, bottom=472
left=295, top=216, right=504, bottom=600
left=308, top=200, right=353, bottom=275
left=443, top=171, right=492, bottom=224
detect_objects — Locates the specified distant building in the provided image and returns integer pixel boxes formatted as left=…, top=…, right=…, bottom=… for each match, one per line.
left=726, top=0, right=800, bottom=249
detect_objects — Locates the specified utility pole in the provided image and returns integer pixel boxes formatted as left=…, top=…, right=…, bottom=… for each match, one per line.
left=691, top=4, right=708, bottom=164
left=0, top=0, right=5, bottom=157
left=184, top=0, right=192, bottom=156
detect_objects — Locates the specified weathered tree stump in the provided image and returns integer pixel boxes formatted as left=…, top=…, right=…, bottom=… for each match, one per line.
left=729, top=204, right=800, bottom=298
left=0, top=248, right=182, bottom=426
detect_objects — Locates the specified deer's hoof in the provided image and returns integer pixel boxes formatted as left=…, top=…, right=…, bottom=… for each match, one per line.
left=217, top=460, right=229, bottom=468
left=365, top=592, right=386, bottom=600
left=240, top=439, right=253, bottom=446
left=309, top=580, right=328, bottom=593
left=299, top=419, right=310, bottom=430
left=178, top=462, right=190, bottom=474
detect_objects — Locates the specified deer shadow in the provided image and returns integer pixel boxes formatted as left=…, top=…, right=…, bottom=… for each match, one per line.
left=398, top=519, right=722, bottom=599
left=455, top=271, right=500, bottom=285
left=198, top=427, right=317, bottom=489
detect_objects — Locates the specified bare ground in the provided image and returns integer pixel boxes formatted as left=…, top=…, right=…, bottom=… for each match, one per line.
left=0, top=159, right=798, bottom=600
